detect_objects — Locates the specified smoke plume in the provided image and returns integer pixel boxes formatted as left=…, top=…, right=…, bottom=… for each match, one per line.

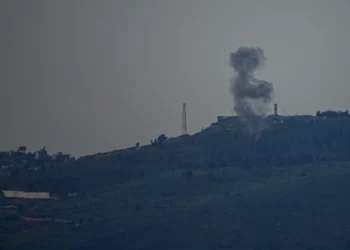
left=229, top=47, right=274, bottom=137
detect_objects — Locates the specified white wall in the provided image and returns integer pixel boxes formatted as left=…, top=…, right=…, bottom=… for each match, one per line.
left=2, top=190, right=50, bottom=199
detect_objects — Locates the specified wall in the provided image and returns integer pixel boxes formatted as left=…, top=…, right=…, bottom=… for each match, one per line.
left=2, top=190, right=24, bottom=198
left=23, top=192, right=50, bottom=199
left=2, top=190, right=50, bottom=199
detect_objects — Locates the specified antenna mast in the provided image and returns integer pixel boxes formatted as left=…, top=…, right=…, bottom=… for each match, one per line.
left=181, top=103, right=187, bottom=135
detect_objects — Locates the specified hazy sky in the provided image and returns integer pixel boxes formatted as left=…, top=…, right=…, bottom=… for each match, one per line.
left=1, top=0, right=350, bottom=156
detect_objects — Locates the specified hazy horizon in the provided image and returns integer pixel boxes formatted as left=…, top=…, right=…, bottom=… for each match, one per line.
left=1, top=0, right=350, bottom=156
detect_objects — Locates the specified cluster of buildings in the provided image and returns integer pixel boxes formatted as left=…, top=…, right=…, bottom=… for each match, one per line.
left=0, top=146, right=74, bottom=176
left=216, top=103, right=335, bottom=124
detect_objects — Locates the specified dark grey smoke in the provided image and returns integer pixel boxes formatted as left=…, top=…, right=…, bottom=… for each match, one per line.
left=229, top=47, right=274, bottom=137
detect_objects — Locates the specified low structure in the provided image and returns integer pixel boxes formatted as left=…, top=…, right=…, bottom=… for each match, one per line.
left=0, top=151, right=9, bottom=157
left=2, top=190, right=50, bottom=199
left=52, top=152, right=71, bottom=163
left=217, top=116, right=238, bottom=122
left=17, top=146, right=27, bottom=154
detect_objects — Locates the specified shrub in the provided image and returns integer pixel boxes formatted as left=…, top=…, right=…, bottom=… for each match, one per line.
left=185, top=170, right=193, bottom=178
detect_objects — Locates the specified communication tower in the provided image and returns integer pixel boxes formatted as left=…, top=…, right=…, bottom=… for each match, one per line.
left=274, top=103, right=278, bottom=116
left=181, top=103, right=187, bottom=135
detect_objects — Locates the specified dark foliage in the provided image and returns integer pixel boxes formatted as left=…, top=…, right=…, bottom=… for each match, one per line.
left=157, top=134, right=168, bottom=143
left=316, top=110, right=349, bottom=118
left=1, top=117, right=350, bottom=196
left=16, top=203, right=24, bottom=214
left=2, top=117, right=350, bottom=250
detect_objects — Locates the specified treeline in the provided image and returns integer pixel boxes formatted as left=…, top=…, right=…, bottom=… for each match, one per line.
left=2, top=118, right=350, bottom=195
left=316, top=110, right=349, bottom=118
left=106, top=118, right=350, bottom=170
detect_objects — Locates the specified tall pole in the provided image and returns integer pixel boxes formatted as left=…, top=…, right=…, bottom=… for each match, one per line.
left=181, top=103, right=187, bottom=135
left=274, top=103, right=278, bottom=116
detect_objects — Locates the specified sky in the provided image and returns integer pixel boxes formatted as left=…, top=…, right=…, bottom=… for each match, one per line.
left=1, top=0, right=350, bottom=157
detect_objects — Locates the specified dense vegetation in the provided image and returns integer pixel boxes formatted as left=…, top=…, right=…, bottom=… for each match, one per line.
left=316, top=110, right=349, bottom=118
left=3, top=116, right=350, bottom=195
left=1, top=115, right=350, bottom=250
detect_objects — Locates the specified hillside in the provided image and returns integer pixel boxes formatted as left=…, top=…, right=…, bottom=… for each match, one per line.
left=1, top=116, right=350, bottom=250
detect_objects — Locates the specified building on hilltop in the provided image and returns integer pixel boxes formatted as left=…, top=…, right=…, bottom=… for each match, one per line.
left=52, top=152, right=71, bottom=163
left=35, top=146, right=50, bottom=160
left=17, top=146, right=26, bottom=154
left=217, top=116, right=239, bottom=122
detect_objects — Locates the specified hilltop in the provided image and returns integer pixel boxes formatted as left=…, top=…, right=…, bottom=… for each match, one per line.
left=1, top=114, right=350, bottom=250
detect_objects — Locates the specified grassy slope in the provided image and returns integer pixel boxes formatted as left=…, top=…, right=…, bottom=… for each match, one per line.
left=2, top=162, right=350, bottom=250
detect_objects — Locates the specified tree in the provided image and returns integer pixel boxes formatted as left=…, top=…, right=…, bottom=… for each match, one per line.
left=10, top=168, right=19, bottom=177
left=17, top=203, right=24, bottom=214
left=150, top=134, right=167, bottom=146
left=150, top=139, right=158, bottom=145
left=0, top=191, right=4, bottom=206
left=157, top=134, right=168, bottom=144
left=185, top=170, right=193, bottom=178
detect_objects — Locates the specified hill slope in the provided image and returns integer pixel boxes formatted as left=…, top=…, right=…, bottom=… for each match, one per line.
left=1, top=116, right=350, bottom=250
left=2, top=162, right=350, bottom=250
